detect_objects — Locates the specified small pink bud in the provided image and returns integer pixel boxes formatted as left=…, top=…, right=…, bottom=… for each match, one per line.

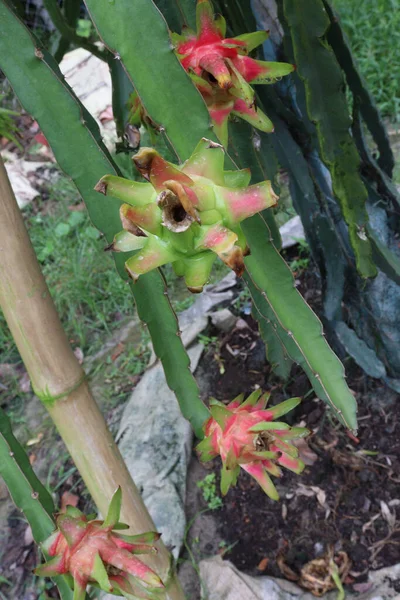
left=197, top=392, right=310, bottom=499
left=35, top=488, right=163, bottom=599
left=171, top=0, right=295, bottom=144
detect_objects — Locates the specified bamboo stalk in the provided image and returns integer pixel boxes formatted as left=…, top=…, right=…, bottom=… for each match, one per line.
left=0, top=156, right=185, bottom=598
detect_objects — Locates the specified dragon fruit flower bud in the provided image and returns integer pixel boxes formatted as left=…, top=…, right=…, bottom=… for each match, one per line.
left=171, top=0, right=295, bottom=144
left=95, top=138, right=278, bottom=293
left=197, top=391, right=310, bottom=499
left=34, top=487, right=164, bottom=599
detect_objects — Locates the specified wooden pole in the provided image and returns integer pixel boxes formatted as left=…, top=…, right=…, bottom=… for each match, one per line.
left=0, top=156, right=184, bottom=597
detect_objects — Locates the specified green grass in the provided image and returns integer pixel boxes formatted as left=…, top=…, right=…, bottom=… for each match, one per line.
left=334, top=0, right=400, bottom=121
left=197, top=473, right=223, bottom=510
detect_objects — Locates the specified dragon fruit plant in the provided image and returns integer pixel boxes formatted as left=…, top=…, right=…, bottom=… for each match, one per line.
left=171, top=0, right=295, bottom=144
left=0, top=0, right=370, bottom=597
left=197, top=391, right=309, bottom=499
left=96, top=137, right=278, bottom=292
left=35, top=488, right=164, bottom=599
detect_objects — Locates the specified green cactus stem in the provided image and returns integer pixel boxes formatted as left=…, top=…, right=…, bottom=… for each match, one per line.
left=0, top=0, right=358, bottom=436
left=242, top=213, right=358, bottom=432
left=0, top=0, right=208, bottom=439
left=83, top=0, right=357, bottom=432
left=282, top=0, right=376, bottom=278
left=0, top=407, right=73, bottom=599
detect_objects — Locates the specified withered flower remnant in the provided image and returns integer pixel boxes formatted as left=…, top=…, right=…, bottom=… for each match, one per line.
left=96, top=138, right=278, bottom=292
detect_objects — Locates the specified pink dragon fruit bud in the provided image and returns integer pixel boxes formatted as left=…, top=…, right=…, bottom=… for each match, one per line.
left=95, top=138, right=277, bottom=293
left=197, top=391, right=310, bottom=499
left=171, top=0, right=295, bottom=144
left=34, top=487, right=164, bottom=599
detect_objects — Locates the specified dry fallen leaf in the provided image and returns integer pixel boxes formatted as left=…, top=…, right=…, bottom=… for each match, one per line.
left=26, top=432, right=43, bottom=447
left=296, top=484, right=315, bottom=498
left=296, top=484, right=327, bottom=508
left=380, top=500, right=396, bottom=528
left=111, top=342, right=125, bottom=362
left=60, top=491, right=79, bottom=512
left=257, top=557, right=269, bottom=571
left=293, top=438, right=318, bottom=466
left=300, top=548, right=351, bottom=597
left=73, top=347, right=84, bottom=364
left=312, top=487, right=327, bottom=507
left=19, top=371, right=31, bottom=393
left=24, top=525, right=34, bottom=547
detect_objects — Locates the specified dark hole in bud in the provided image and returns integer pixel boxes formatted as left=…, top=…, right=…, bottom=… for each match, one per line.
left=256, top=431, right=275, bottom=451
left=106, top=564, right=122, bottom=576
left=203, top=71, right=218, bottom=85
left=172, top=205, right=187, bottom=223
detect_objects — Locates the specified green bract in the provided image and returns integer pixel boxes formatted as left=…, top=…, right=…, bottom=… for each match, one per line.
left=96, top=138, right=277, bottom=292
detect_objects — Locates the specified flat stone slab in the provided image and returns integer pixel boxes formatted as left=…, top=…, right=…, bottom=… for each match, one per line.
left=116, top=344, right=203, bottom=559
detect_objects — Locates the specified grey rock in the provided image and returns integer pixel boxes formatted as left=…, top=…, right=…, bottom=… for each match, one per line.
left=116, top=344, right=204, bottom=559
left=2, top=153, right=51, bottom=209
left=279, top=215, right=306, bottom=249
left=148, top=272, right=237, bottom=365
left=178, top=272, right=237, bottom=346
left=210, top=308, right=237, bottom=332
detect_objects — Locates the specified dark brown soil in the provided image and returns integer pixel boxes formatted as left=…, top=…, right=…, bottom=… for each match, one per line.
left=194, top=265, right=400, bottom=592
